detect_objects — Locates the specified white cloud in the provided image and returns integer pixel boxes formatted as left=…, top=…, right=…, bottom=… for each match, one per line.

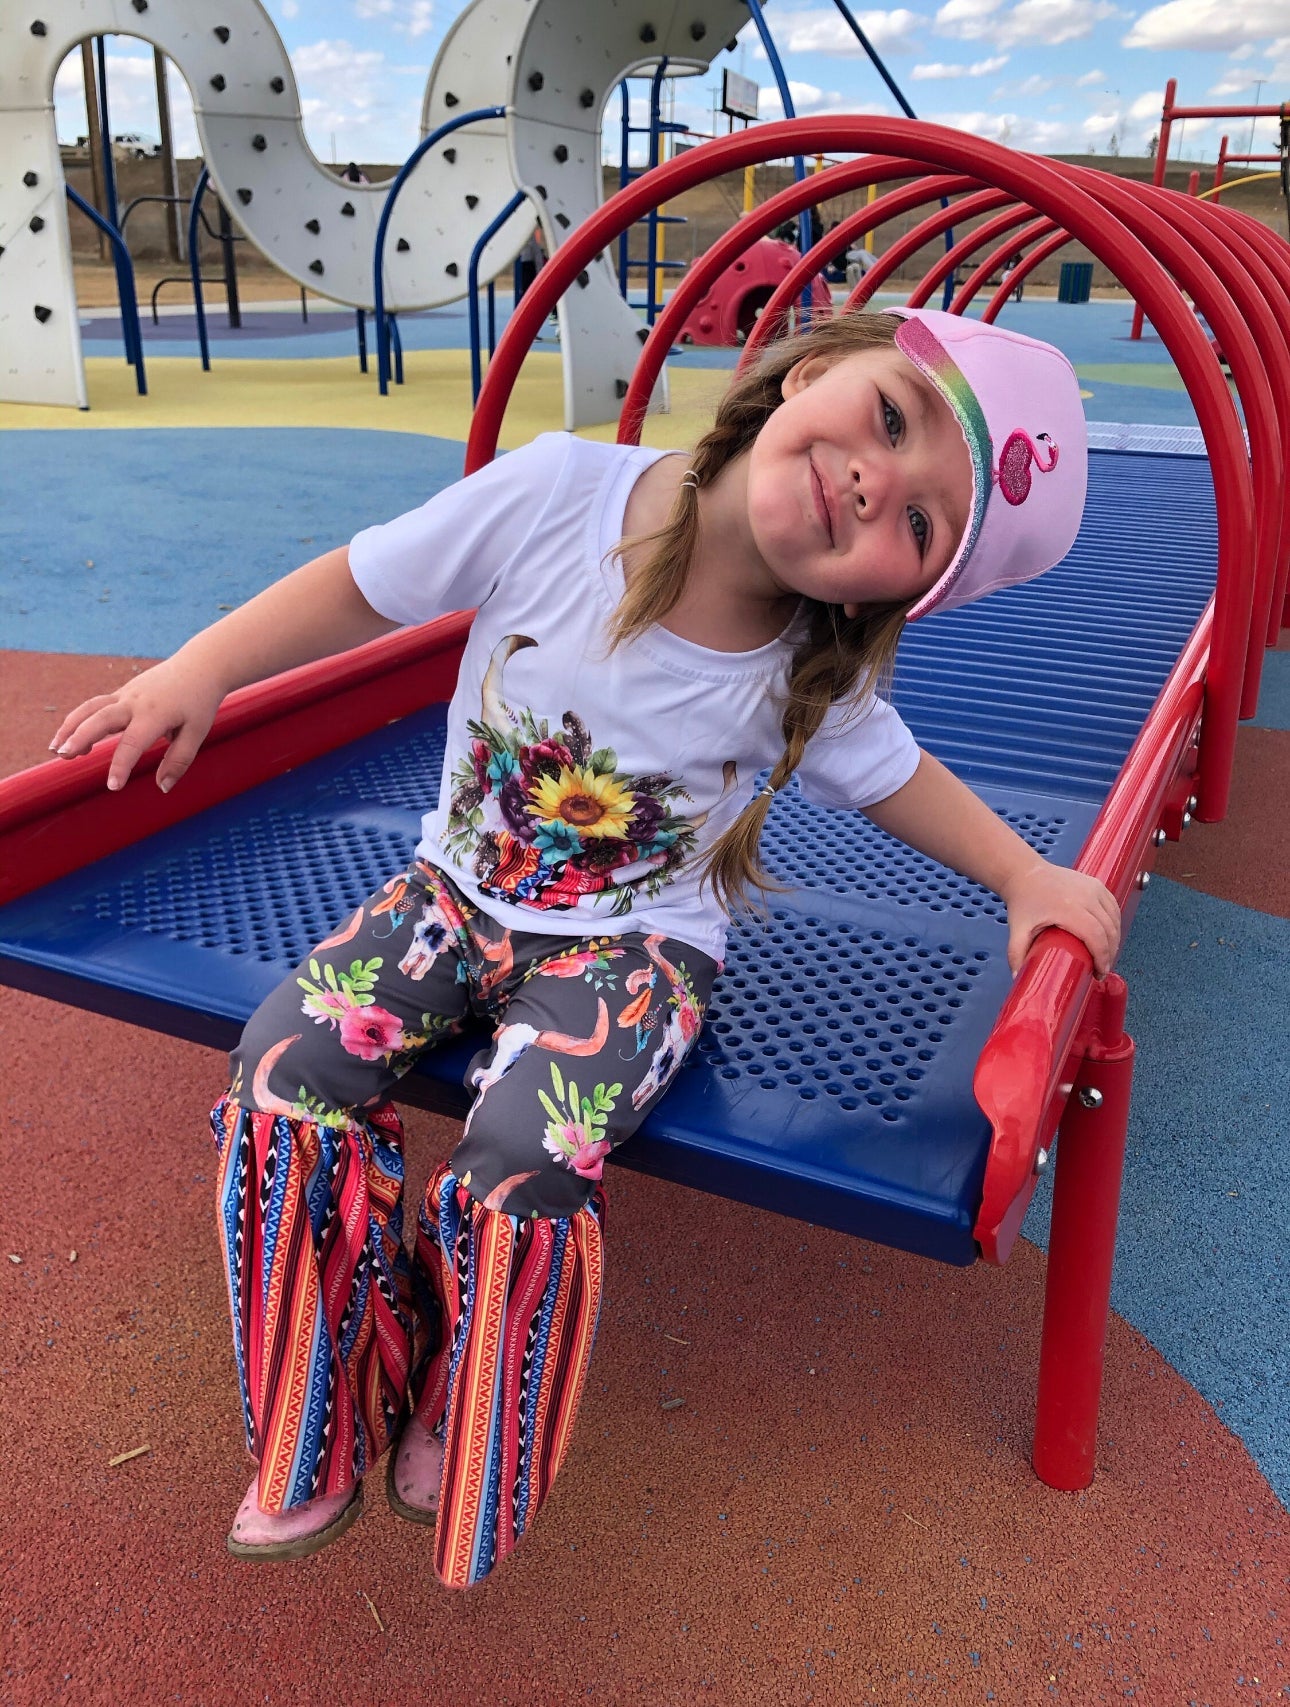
left=1076, top=67, right=1106, bottom=84
left=353, top=0, right=434, bottom=38
left=281, top=0, right=298, bottom=17
left=926, top=106, right=1069, bottom=149
left=754, top=8, right=926, bottom=56
left=757, top=81, right=893, bottom=118
left=937, top=0, right=1119, bottom=46
left=1123, top=0, right=1286, bottom=51
left=912, top=54, right=1010, bottom=77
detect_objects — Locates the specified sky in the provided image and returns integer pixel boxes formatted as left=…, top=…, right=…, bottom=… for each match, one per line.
left=52, top=0, right=1289, bottom=174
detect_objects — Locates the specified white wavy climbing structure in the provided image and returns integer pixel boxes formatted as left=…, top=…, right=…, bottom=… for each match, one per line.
left=0, top=0, right=755, bottom=420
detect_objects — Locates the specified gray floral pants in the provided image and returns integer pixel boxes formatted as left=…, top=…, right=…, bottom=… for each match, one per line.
left=229, top=859, right=717, bottom=1219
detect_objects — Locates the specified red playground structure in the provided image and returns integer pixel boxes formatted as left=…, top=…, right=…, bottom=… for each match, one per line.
left=677, top=232, right=832, bottom=345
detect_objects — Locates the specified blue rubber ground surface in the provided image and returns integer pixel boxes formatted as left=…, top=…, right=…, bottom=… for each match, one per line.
left=0, top=429, right=469, bottom=655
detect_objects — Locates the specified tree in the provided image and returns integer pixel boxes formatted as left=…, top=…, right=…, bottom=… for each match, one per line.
left=1147, top=132, right=1159, bottom=158
left=1108, top=131, right=1120, bottom=157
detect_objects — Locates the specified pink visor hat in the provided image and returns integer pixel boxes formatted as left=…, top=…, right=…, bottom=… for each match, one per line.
left=888, top=308, right=1088, bottom=621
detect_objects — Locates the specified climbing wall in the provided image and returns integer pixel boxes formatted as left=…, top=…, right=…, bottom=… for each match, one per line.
left=0, top=0, right=761, bottom=418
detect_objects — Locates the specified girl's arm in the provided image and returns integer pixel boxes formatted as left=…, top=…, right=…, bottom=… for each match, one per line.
left=862, top=748, right=1121, bottom=976
left=51, top=546, right=401, bottom=793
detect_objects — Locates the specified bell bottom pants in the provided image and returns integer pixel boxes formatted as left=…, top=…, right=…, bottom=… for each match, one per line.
left=210, top=859, right=716, bottom=1586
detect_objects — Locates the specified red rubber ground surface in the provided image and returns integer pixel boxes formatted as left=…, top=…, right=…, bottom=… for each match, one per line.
left=3, top=649, right=1286, bottom=1705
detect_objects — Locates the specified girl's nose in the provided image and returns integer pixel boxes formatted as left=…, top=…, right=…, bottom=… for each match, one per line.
left=850, top=458, right=890, bottom=517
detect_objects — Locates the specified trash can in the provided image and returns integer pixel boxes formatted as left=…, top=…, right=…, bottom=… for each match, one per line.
left=1058, top=261, right=1094, bottom=304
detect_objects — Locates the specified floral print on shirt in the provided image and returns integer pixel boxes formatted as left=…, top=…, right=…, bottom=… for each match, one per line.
left=442, top=634, right=714, bottom=918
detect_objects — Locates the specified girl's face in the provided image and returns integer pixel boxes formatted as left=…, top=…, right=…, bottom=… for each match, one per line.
left=744, top=344, right=974, bottom=616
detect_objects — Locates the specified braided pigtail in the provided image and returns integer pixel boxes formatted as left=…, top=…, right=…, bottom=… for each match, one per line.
left=699, top=599, right=909, bottom=914
left=608, top=310, right=915, bottom=913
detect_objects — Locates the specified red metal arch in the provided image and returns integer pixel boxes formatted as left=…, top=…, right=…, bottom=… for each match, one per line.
left=468, top=117, right=1252, bottom=822
left=737, top=175, right=990, bottom=368
left=947, top=218, right=1055, bottom=315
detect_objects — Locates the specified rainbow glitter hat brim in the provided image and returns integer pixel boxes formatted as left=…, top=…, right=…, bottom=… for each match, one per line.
left=891, top=312, right=993, bottom=620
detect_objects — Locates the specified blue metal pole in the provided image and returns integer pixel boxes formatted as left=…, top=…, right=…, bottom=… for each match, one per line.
left=468, top=188, right=526, bottom=401
left=742, top=0, right=814, bottom=319
left=645, top=59, right=669, bottom=325
left=373, top=105, right=506, bottom=395
left=66, top=185, right=146, bottom=395
left=188, top=166, right=212, bottom=371
left=91, top=38, right=141, bottom=367
left=356, top=308, right=367, bottom=373
left=828, top=0, right=957, bottom=310
left=618, top=82, right=632, bottom=297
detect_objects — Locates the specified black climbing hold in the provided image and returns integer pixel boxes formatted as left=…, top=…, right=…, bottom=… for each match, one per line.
left=34, top=305, right=52, bottom=323
left=131, top=0, right=148, bottom=12
left=210, top=74, right=226, bottom=91
left=30, top=20, right=47, bottom=36
left=340, top=201, right=354, bottom=216
left=726, top=37, right=738, bottom=52
left=309, top=259, right=324, bottom=274
left=639, top=22, right=656, bottom=42
left=465, top=194, right=479, bottom=209
left=23, top=171, right=38, bottom=188
left=444, top=91, right=458, bottom=107
left=535, top=184, right=547, bottom=198
left=237, top=187, right=253, bottom=205
left=305, top=218, right=320, bottom=233
left=214, top=24, right=230, bottom=42
left=579, top=88, right=595, bottom=109
left=397, top=238, right=410, bottom=252
left=443, top=148, right=456, bottom=163
left=637, top=327, right=650, bottom=343
left=251, top=134, right=267, bottom=151
left=690, top=20, right=707, bottom=39
left=270, top=76, right=285, bottom=93
left=445, top=262, right=459, bottom=276
left=527, top=70, right=544, bottom=92
left=615, top=379, right=629, bottom=399
left=555, top=211, right=570, bottom=228
left=29, top=216, right=44, bottom=233
left=576, top=269, right=589, bottom=288
left=553, top=144, right=568, bottom=163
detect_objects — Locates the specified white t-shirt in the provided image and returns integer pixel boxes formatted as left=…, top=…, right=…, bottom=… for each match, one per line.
left=348, top=432, right=920, bottom=958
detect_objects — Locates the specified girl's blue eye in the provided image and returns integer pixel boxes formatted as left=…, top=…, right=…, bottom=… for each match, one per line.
left=908, top=507, right=929, bottom=555
left=882, top=396, right=903, bottom=444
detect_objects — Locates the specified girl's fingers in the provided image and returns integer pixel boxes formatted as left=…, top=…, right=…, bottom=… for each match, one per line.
left=53, top=699, right=136, bottom=758
left=50, top=694, right=121, bottom=752
left=105, top=720, right=173, bottom=791
left=153, top=721, right=209, bottom=793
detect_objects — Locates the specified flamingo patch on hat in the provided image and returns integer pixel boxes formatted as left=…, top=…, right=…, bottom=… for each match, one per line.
left=886, top=307, right=1088, bottom=620
left=996, top=430, right=1059, bottom=506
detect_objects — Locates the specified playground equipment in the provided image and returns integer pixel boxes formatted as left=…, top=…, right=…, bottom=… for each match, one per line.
left=2, top=117, right=1286, bottom=1491
left=1129, top=78, right=1289, bottom=338
left=676, top=233, right=830, bottom=344
left=0, top=0, right=750, bottom=419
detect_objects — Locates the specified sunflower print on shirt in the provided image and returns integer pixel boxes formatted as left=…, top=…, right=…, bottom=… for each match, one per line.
left=442, top=634, right=734, bottom=918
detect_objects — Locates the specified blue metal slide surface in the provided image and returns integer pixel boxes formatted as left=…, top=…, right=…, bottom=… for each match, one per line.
left=0, top=451, right=1217, bottom=1263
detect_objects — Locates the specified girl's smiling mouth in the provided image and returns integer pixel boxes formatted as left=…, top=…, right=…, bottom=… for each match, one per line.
left=809, top=458, right=834, bottom=545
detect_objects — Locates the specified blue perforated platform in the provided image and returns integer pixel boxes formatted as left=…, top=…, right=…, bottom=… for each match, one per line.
left=0, top=451, right=1217, bottom=1263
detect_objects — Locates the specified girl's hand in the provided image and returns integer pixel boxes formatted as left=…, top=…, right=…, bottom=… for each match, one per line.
left=50, top=659, right=225, bottom=793
left=999, top=859, right=1121, bottom=979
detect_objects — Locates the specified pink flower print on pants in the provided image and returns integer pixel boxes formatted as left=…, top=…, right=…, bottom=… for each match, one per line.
left=339, top=1004, right=405, bottom=1061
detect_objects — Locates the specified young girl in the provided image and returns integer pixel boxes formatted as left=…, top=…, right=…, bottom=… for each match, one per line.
left=52, top=307, right=1119, bottom=1588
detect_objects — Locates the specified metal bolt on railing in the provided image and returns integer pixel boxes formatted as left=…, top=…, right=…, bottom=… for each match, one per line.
left=1078, top=1088, right=1104, bottom=1110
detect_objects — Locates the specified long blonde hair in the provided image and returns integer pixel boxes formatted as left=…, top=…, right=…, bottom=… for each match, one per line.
left=610, top=311, right=913, bottom=914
